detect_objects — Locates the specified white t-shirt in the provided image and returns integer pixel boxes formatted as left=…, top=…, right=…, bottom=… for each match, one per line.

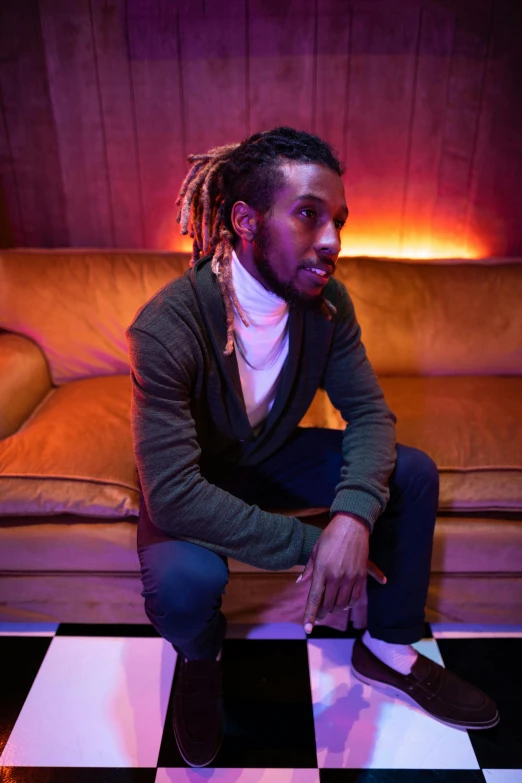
left=231, top=249, right=289, bottom=431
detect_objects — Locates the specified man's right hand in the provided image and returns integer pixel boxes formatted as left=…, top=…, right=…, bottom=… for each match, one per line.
left=297, top=513, right=387, bottom=633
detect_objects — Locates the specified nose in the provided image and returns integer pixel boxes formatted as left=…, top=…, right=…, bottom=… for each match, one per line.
left=316, top=219, right=341, bottom=257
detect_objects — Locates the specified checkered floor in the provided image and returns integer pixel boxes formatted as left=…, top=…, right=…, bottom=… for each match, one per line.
left=0, top=621, right=520, bottom=782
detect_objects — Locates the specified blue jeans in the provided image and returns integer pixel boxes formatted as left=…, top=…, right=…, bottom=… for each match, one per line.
left=137, top=428, right=439, bottom=659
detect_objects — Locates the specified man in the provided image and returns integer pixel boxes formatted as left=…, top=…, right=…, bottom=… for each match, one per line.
left=127, top=127, right=498, bottom=768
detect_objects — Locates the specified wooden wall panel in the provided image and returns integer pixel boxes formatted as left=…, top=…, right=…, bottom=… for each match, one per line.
left=314, top=0, right=352, bottom=166
left=179, top=0, right=248, bottom=156
left=248, top=0, right=316, bottom=134
left=431, top=0, right=494, bottom=257
left=39, top=0, right=114, bottom=246
left=344, top=1, right=421, bottom=257
left=90, top=0, right=145, bottom=247
left=465, top=0, right=522, bottom=257
left=126, top=0, right=186, bottom=249
left=399, top=3, right=454, bottom=257
left=0, top=87, right=23, bottom=247
left=0, top=182, right=15, bottom=248
left=0, top=0, right=68, bottom=246
left=0, top=0, right=521, bottom=257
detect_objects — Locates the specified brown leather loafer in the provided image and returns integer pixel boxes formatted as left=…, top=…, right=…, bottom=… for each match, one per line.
left=172, top=653, right=224, bottom=767
left=351, top=636, right=499, bottom=730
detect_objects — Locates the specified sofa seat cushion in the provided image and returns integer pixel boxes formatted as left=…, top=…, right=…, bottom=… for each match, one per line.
left=2, top=371, right=520, bottom=517
left=304, top=376, right=522, bottom=512
left=0, top=375, right=139, bottom=517
left=0, top=371, right=329, bottom=521
left=382, top=376, right=522, bottom=511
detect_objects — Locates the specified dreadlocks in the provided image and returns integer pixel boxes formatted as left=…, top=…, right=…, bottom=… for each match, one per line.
left=175, top=127, right=344, bottom=355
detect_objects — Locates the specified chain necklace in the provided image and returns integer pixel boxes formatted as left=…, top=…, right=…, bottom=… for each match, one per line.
left=234, top=321, right=289, bottom=371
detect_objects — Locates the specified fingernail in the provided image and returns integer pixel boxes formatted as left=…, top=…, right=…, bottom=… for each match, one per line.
left=295, top=574, right=302, bottom=583
left=304, top=623, right=313, bottom=634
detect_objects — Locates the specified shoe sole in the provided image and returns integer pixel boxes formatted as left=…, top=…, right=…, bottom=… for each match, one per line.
left=173, top=722, right=224, bottom=768
left=350, top=664, right=500, bottom=731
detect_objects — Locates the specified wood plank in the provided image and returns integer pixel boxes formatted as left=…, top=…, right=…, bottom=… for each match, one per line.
left=342, top=0, right=421, bottom=258
left=0, top=0, right=519, bottom=258
left=400, top=3, right=455, bottom=258
left=464, top=0, right=522, bottom=257
left=248, top=0, right=316, bottom=135
left=39, top=0, right=114, bottom=246
left=314, top=0, right=353, bottom=168
left=126, top=0, right=186, bottom=250
left=0, top=87, right=22, bottom=247
left=0, top=0, right=68, bottom=246
left=178, top=0, right=247, bottom=156
left=90, top=0, right=145, bottom=247
left=431, top=0, right=494, bottom=258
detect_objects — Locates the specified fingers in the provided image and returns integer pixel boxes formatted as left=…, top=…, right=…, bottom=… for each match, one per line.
left=295, top=561, right=313, bottom=586
left=336, top=576, right=361, bottom=612
left=298, top=559, right=387, bottom=632
left=316, top=579, right=341, bottom=620
left=367, top=559, right=387, bottom=584
left=302, top=568, right=326, bottom=634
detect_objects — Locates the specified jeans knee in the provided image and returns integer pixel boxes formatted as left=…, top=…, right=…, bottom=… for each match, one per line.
left=138, top=540, right=229, bottom=624
left=414, top=448, right=438, bottom=489
left=395, top=444, right=439, bottom=497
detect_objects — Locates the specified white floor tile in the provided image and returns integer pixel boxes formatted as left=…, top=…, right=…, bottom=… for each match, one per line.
left=0, top=621, right=58, bottom=636
left=0, top=635, right=176, bottom=768
left=155, top=769, right=320, bottom=782
left=483, top=771, right=522, bottom=782
left=307, top=638, right=480, bottom=769
left=431, top=623, right=522, bottom=638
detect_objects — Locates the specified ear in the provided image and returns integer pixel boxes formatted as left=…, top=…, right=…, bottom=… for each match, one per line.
left=231, top=201, right=258, bottom=243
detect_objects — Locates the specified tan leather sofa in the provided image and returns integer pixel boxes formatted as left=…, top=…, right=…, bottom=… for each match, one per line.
left=1, top=250, right=521, bottom=627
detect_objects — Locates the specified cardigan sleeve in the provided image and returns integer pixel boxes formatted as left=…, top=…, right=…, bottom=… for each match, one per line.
left=126, top=325, right=322, bottom=569
left=323, top=284, right=397, bottom=532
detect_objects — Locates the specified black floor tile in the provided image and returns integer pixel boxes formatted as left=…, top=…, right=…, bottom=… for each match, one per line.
left=0, top=769, right=157, bottom=782
left=310, top=623, right=362, bottom=639
left=0, top=637, right=52, bottom=757
left=157, top=638, right=318, bottom=768
left=320, top=771, right=486, bottom=782
left=310, top=621, right=433, bottom=640
left=422, top=621, right=433, bottom=638
left=55, top=623, right=160, bottom=638
left=437, top=637, right=522, bottom=770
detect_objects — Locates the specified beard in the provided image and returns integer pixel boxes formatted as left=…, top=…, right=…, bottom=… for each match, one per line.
left=251, top=220, right=324, bottom=313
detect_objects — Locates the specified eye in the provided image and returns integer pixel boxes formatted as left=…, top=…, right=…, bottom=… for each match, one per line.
left=300, top=208, right=317, bottom=220
left=335, top=220, right=346, bottom=230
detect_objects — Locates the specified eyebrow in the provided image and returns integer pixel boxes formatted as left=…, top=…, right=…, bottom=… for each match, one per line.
left=295, top=193, right=349, bottom=218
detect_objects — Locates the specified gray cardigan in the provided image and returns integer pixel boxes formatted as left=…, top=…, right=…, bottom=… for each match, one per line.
left=126, top=255, right=397, bottom=570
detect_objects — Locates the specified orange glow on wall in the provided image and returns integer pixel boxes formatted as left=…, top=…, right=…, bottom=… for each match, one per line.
left=168, top=226, right=489, bottom=260
left=174, top=235, right=197, bottom=254
left=338, top=230, right=488, bottom=260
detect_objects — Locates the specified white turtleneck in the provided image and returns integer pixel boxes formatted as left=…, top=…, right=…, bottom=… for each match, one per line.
left=231, top=249, right=289, bottom=432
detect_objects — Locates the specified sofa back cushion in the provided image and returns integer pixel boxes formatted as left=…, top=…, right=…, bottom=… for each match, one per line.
left=1, top=251, right=521, bottom=381
left=337, top=258, right=522, bottom=375
left=0, top=250, right=190, bottom=384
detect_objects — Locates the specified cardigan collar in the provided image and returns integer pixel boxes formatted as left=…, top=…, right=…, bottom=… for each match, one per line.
left=189, top=254, right=304, bottom=443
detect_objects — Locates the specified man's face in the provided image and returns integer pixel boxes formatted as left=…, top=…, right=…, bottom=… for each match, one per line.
left=250, top=162, right=348, bottom=306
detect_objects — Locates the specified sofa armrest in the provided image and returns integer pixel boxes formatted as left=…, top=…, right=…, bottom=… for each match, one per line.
left=0, top=330, right=53, bottom=438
